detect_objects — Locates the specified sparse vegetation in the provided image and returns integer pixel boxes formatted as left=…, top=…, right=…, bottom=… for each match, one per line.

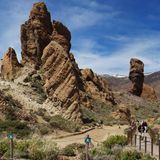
left=0, top=120, right=31, bottom=138
left=62, top=143, right=85, bottom=157
left=23, top=74, right=47, bottom=103
left=0, top=138, right=59, bottom=160
left=103, top=135, right=127, bottom=149
left=88, top=135, right=155, bottom=160
left=49, top=115, right=81, bottom=132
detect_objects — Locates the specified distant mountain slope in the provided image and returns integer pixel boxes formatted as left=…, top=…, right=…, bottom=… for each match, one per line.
left=144, top=71, right=160, bottom=98
left=103, top=71, right=160, bottom=99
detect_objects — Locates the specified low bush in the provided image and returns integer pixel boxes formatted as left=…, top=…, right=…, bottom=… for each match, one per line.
left=103, top=135, right=127, bottom=149
left=29, top=138, right=59, bottom=160
left=49, top=115, right=81, bottom=132
left=62, top=145, right=75, bottom=156
left=120, top=150, right=156, bottom=160
left=24, top=75, right=47, bottom=103
left=0, top=139, right=8, bottom=157
left=1, top=138, right=59, bottom=160
left=62, top=143, right=85, bottom=157
left=39, top=125, right=50, bottom=135
left=0, top=120, right=31, bottom=138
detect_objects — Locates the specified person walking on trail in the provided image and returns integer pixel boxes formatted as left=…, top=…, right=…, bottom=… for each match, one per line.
left=84, top=135, right=93, bottom=160
left=138, top=120, right=148, bottom=139
left=142, top=121, right=148, bottom=134
left=85, top=135, right=91, bottom=146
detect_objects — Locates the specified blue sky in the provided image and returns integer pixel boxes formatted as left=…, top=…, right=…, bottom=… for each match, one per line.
left=0, top=0, right=160, bottom=75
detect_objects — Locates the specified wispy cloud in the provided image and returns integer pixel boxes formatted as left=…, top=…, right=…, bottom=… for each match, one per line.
left=0, top=0, right=37, bottom=59
left=105, top=35, right=129, bottom=42
left=73, top=34, right=160, bottom=75
left=53, top=1, right=120, bottom=31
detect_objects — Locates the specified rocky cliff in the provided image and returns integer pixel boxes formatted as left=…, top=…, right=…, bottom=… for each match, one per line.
left=0, top=2, right=115, bottom=122
left=21, top=2, right=52, bottom=68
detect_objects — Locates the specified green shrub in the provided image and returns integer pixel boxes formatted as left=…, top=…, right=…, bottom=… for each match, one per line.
left=141, top=154, right=156, bottom=160
left=93, top=155, right=116, bottom=160
left=43, top=113, right=52, bottom=122
left=0, top=139, right=9, bottom=156
left=0, top=120, right=31, bottom=138
left=90, top=146, right=114, bottom=158
left=49, top=115, right=81, bottom=132
left=29, top=138, right=59, bottom=160
left=23, top=75, right=32, bottom=83
left=62, top=145, right=75, bottom=156
left=103, top=135, right=127, bottom=149
left=120, top=150, right=156, bottom=160
left=120, top=150, right=141, bottom=160
left=24, top=75, right=47, bottom=103
left=39, top=125, right=49, bottom=135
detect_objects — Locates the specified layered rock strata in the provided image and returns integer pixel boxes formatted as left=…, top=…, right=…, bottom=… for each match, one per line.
left=1, top=2, right=115, bottom=121
left=21, top=2, right=52, bottom=68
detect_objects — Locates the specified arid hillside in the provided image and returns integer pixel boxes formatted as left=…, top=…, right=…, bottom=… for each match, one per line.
left=104, top=71, right=160, bottom=99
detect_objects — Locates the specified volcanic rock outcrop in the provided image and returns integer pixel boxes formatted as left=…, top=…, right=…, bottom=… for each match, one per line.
left=129, top=58, right=144, bottom=96
left=129, top=58, right=157, bottom=100
left=0, top=2, right=115, bottom=122
left=141, top=84, right=157, bottom=100
left=21, top=2, right=52, bottom=68
left=81, top=68, right=114, bottom=102
left=1, top=48, right=22, bottom=80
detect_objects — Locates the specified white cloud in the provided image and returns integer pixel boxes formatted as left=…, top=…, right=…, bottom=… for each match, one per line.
left=105, top=35, right=129, bottom=42
left=55, top=2, right=119, bottom=30
left=73, top=35, right=160, bottom=75
left=0, top=0, right=37, bottom=60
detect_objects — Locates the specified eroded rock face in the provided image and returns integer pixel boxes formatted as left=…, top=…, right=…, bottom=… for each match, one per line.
left=1, top=48, right=22, bottom=80
left=129, top=58, right=144, bottom=96
left=0, top=2, right=115, bottom=122
left=21, top=2, right=52, bottom=68
left=42, top=41, right=82, bottom=121
left=52, top=21, right=71, bottom=52
left=141, top=84, right=157, bottom=100
left=81, top=68, right=115, bottom=103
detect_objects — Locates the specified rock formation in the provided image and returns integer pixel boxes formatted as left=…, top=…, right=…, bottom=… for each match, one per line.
left=81, top=68, right=114, bottom=103
left=129, top=58, right=144, bottom=96
left=141, top=84, right=157, bottom=100
left=1, top=48, right=22, bottom=80
left=129, top=58, right=157, bottom=100
left=52, top=21, right=71, bottom=52
left=21, top=2, right=52, bottom=68
left=0, top=2, right=115, bottom=122
left=42, top=40, right=82, bottom=121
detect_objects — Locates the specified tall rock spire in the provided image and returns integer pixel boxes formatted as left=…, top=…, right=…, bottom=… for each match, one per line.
left=21, top=2, right=52, bottom=68
left=1, top=47, right=22, bottom=80
left=129, top=58, right=144, bottom=96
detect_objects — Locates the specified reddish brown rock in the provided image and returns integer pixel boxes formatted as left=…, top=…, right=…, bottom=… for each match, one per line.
left=41, top=21, right=115, bottom=120
left=141, top=84, right=157, bottom=100
left=42, top=41, right=82, bottom=121
left=21, top=2, right=52, bottom=68
left=1, top=48, right=22, bottom=80
left=129, top=58, right=144, bottom=96
left=52, top=21, right=71, bottom=52
left=81, top=68, right=115, bottom=103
